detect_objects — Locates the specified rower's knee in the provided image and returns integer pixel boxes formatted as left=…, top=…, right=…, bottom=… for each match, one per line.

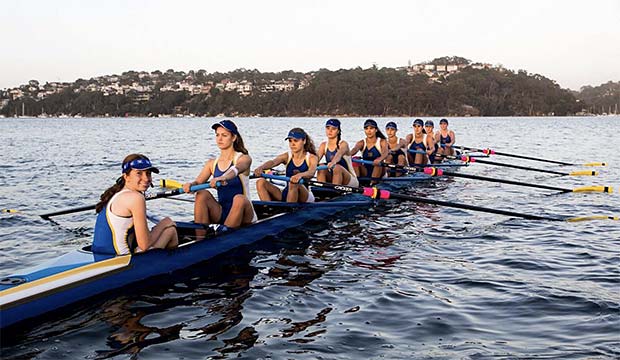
left=196, top=190, right=214, bottom=202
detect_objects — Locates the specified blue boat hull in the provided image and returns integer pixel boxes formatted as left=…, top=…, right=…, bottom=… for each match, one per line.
left=0, top=193, right=370, bottom=329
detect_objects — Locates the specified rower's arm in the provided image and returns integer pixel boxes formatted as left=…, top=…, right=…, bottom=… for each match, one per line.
left=376, top=139, right=390, bottom=163
left=317, top=142, right=326, bottom=163
left=253, top=153, right=287, bottom=176
left=299, top=154, right=319, bottom=179
left=350, top=140, right=364, bottom=156
left=184, top=159, right=214, bottom=193
left=449, top=131, right=456, bottom=146
left=217, top=154, right=252, bottom=182
left=126, top=192, right=151, bottom=251
left=330, top=141, right=350, bottom=166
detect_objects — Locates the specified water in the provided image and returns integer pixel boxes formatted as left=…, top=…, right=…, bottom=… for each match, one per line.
left=1, top=116, right=619, bottom=359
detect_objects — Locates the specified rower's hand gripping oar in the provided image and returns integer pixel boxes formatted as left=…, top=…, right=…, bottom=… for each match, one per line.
left=36, top=182, right=220, bottom=220
left=422, top=167, right=613, bottom=194
left=453, top=145, right=607, bottom=167
left=260, top=174, right=619, bottom=222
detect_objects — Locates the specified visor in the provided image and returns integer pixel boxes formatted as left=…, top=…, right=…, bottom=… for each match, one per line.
left=413, top=119, right=424, bottom=127
left=325, top=118, right=341, bottom=128
left=284, top=130, right=307, bottom=140
left=363, top=119, right=378, bottom=128
left=211, top=120, right=239, bottom=135
left=424, top=120, right=434, bottom=127
left=439, top=118, right=449, bottom=125
left=385, top=121, right=398, bottom=130
left=122, top=158, right=160, bottom=174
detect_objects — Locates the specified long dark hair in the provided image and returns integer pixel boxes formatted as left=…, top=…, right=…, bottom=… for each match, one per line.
left=290, top=127, right=317, bottom=155
left=232, top=133, right=249, bottom=154
left=95, top=153, right=149, bottom=213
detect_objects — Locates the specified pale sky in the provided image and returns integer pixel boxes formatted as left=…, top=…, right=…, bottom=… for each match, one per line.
left=2, top=0, right=619, bottom=91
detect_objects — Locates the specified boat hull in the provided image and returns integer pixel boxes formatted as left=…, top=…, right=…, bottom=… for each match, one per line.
left=0, top=193, right=368, bottom=329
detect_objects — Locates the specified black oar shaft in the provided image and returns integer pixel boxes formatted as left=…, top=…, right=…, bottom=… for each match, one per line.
left=298, top=177, right=562, bottom=221
left=40, top=204, right=96, bottom=219
left=473, top=159, right=572, bottom=176
left=387, top=192, right=563, bottom=221
left=457, top=146, right=573, bottom=166
left=441, top=171, right=572, bottom=193
left=38, top=189, right=183, bottom=219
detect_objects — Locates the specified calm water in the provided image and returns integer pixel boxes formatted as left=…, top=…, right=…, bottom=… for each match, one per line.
left=1, top=116, right=619, bottom=359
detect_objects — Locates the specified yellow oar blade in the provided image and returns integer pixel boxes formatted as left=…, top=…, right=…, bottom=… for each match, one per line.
left=1, top=209, right=21, bottom=214
left=572, top=186, right=613, bottom=193
left=159, top=179, right=183, bottom=189
left=566, top=215, right=620, bottom=222
left=569, top=170, right=598, bottom=176
left=582, top=162, right=607, bottom=167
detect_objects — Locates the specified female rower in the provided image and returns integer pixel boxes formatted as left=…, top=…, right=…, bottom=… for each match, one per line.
left=317, top=118, right=359, bottom=186
left=182, top=120, right=256, bottom=229
left=435, top=118, right=456, bottom=160
left=350, top=119, right=389, bottom=184
left=405, top=119, right=428, bottom=165
left=93, top=154, right=178, bottom=255
left=424, top=120, right=438, bottom=164
left=253, top=128, right=318, bottom=203
left=384, top=121, right=408, bottom=177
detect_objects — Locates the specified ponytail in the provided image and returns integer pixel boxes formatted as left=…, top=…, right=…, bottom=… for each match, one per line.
left=233, top=133, right=249, bottom=155
left=95, top=178, right=124, bottom=213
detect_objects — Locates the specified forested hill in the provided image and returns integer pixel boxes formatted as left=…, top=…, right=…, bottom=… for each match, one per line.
left=1, top=59, right=617, bottom=117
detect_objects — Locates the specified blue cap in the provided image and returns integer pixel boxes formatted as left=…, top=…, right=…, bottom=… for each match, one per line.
left=122, top=158, right=159, bottom=174
left=413, top=119, right=424, bottom=127
left=325, top=118, right=341, bottom=128
left=385, top=121, right=398, bottom=130
left=211, top=120, right=239, bottom=135
left=440, top=118, right=448, bottom=125
left=285, top=130, right=307, bottom=140
left=363, top=119, right=378, bottom=128
left=424, top=120, right=434, bottom=127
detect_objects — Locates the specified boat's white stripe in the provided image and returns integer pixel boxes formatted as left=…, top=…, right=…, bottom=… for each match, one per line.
left=0, top=255, right=131, bottom=307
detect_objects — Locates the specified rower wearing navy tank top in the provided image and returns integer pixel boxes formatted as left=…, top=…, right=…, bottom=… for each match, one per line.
left=435, top=118, right=456, bottom=161
left=424, top=120, right=438, bottom=164
left=405, top=119, right=428, bottom=165
left=317, top=118, right=359, bottom=187
left=384, top=121, right=408, bottom=177
left=182, top=120, right=256, bottom=229
left=350, top=119, right=389, bottom=185
left=254, top=128, right=318, bottom=203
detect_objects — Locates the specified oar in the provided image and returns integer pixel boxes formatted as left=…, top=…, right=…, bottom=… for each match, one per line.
left=460, top=156, right=599, bottom=176
left=410, top=149, right=597, bottom=176
left=421, top=167, right=613, bottom=193
left=352, top=158, right=467, bottom=168
left=453, top=145, right=607, bottom=167
left=260, top=174, right=618, bottom=222
left=37, top=182, right=218, bottom=220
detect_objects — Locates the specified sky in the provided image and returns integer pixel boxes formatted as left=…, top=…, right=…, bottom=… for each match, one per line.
left=2, top=0, right=619, bottom=91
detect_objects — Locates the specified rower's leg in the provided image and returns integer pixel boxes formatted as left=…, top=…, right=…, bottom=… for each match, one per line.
left=256, top=178, right=283, bottom=201
left=332, top=165, right=346, bottom=185
left=397, top=154, right=406, bottom=176
left=288, top=183, right=311, bottom=202
left=333, top=165, right=351, bottom=185
left=223, top=194, right=254, bottom=228
left=286, top=182, right=301, bottom=202
left=150, top=217, right=179, bottom=249
left=317, top=168, right=331, bottom=183
left=370, top=165, right=384, bottom=184
left=195, top=190, right=222, bottom=224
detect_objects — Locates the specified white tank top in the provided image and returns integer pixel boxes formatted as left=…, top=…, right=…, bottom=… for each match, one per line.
left=107, top=189, right=134, bottom=254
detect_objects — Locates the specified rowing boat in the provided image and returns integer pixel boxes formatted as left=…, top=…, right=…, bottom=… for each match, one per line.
left=0, top=161, right=462, bottom=329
